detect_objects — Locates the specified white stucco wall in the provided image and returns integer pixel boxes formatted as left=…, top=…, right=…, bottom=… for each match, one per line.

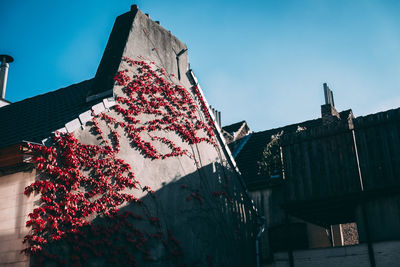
left=0, top=170, right=36, bottom=266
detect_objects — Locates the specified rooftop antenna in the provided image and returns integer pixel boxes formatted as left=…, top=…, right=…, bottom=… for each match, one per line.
left=0, top=54, right=14, bottom=100
left=323, top=83, right=335, bottom=107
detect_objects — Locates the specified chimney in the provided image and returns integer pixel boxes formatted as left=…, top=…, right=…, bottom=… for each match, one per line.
left=210, top=106, right=221, bottom=127
left=130, top=4, right=138, bottom=11
left=321, top=83, right=339, bottom=125
left=0, top=55, right=14, bottom=107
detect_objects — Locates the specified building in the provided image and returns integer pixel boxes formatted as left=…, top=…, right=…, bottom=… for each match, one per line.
left=226, top=84, right=400, bottom=266
left=0, top=6, right=260, bottom=266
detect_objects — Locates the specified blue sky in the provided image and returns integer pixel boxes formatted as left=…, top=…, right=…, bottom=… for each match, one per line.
left=1, top=0, right=400, bottom=131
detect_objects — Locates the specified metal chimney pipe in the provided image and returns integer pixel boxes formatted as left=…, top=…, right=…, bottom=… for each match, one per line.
left=0, top=55, right=14, bottom=100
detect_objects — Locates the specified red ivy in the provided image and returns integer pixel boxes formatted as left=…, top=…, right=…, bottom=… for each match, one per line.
left=23, top=57, right=217, bottom=266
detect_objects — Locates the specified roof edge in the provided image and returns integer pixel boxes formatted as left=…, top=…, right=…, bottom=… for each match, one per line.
left=86, top=9, right=138, bottom=101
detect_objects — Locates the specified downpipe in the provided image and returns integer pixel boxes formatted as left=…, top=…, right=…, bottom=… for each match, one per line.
left=256, top=217, right=265, bottom=267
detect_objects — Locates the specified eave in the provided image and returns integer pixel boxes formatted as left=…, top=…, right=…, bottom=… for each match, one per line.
left=0, top=142, right=33, bottom=176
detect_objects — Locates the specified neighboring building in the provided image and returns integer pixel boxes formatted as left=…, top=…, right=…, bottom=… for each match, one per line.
left=226, top=84, right=400, bottom=266
left=222, top=120, right=250, bottom=145
left=0, top=6, right=260, bottom=266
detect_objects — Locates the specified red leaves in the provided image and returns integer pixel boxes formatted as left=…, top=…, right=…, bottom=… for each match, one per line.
left=186, top=190, right=203, bottom=204
left=112, top=57, right=217, bottom=157
left=166, top=229, right=184, bottom=262
left=25, top=180, right=55, bottom=196
left=113, top=70, right=131, bottom=86
left=24, top=129, right=140, bottom=259
left=142, top=185, right=151, bottom=192
left=23, top=57, right=218, bottom=265
left=148, top=216, right=160, bottom=226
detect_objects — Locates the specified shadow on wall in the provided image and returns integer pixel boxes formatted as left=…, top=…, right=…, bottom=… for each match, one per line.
left=29, top=162, right=257, bottom=267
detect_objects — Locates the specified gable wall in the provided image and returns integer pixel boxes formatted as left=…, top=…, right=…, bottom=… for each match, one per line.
left=19, top=8, right=258, bottom=267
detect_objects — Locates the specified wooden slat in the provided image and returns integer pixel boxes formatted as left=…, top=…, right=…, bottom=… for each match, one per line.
left=389, top=122, right=400, bottom=181
left=0, top=144, right=23, bottom=169
left=302, top=140, right=312, bottom=199
left=379, top=124, right=395, bottom=184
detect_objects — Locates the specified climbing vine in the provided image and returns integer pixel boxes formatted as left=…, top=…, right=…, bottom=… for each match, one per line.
left=257, top=131, right=284, bottom=179
left=22, top=57, right=221, bottom=266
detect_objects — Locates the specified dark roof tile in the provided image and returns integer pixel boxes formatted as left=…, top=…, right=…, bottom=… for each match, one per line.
left=0, top=79, right=94, bottom=148
left=222, top=120, right=246, bottom=135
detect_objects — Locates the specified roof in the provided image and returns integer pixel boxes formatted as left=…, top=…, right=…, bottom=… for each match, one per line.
left=0, top=7, right=190, bottom=151
left=234, top=110, right=352, bottom=190
left=0, top=79, right=94, bottom=148
left=222, top=120, right=246, bottom=135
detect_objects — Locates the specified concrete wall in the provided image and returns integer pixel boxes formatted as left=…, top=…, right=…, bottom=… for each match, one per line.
left=71, top=62, right=257, bottom=266
left=89, top=7, right=190, bottom=101
left=0, top=170, right=36, bottom=266
left=273, top=240, right=400, bottom=267
left=29, top=8, right=258, bottom=266
left=124, top=10, right=189, bottom=86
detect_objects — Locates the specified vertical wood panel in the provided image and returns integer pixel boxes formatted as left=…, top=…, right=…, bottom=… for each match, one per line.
left=389, top=122, right=400, bottom=181
left=379, top=124, right=394, bottom=185
left=302, top=140, right=312, bottom=199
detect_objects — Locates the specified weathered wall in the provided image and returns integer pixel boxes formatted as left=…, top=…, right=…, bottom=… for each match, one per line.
left=76, top=61, right=257, bottom=266
left=24, top=7, right=258, bottom=267
left=356, top=196, right=400, bottom=242
left=280, top=108, right=400, bottom=204
left=89, top=7, right=190, bottom=101
left=251, top=188, right=331, bottom=263
left=281, top=121, right=361, bottom=204
left=273, top=240, right=400, bottom=267
left=350, top=109, right=400, bottom=243
left=0, top=170, right=36, bottom=266
left=354, top=108, right=400, bottom=191
left=123, top=10, right=190, bottom=87
left=279, top=107, right=400, bottom=242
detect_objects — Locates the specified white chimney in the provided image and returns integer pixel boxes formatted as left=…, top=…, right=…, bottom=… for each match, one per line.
left=0, top=54, right=13, bottom=107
